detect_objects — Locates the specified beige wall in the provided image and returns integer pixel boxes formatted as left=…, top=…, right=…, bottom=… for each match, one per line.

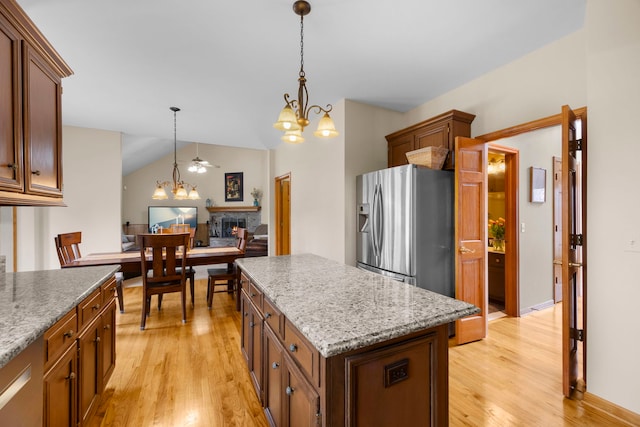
left=494, top=126, right=562, bottom=313
left=9, top=126, right=123, bottom=271
left=584, top=0, right=640, bottom=414
left=122, top=143, right=269, bottom=230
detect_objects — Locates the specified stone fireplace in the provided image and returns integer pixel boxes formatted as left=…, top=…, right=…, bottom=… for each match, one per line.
left=207, top=206, right=261, bottom=247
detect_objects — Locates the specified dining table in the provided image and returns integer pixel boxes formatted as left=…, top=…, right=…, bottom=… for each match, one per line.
left=61, top=246, right=244, bottom=310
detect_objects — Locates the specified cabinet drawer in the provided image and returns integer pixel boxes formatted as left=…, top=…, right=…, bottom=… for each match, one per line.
left=248, top=281, right=263, bottom=312
left=43, top=308, right=77, bottom=371
left=284, top=319, right=320, bottom=387
left=488, top=252, right=505, bottom=268
left=263, top=297, right=283, bottom=338
left=78, top=288, right=102, bottom=331
left=101, top=276, right=117, bottom=305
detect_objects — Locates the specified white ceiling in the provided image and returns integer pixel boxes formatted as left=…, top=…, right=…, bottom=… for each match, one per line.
left=16, top=0, right=585, bottom=175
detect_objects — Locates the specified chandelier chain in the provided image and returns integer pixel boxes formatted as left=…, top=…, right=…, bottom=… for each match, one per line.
left=299, top=13, right=305, bottom=77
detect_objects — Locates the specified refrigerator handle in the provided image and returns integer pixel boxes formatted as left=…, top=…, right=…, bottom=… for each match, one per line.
left=371, top=184, right=380, bottom=260
left=372, top=183, right=383, bottom=261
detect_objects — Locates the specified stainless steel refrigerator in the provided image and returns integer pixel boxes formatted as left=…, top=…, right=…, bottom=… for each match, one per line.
left=356, top=164, right=454, bottom=297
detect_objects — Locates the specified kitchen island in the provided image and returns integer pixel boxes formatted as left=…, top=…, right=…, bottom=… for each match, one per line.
left=0, top=265, right=119, bottom=426
left=236, top=254, right=479, bottom=427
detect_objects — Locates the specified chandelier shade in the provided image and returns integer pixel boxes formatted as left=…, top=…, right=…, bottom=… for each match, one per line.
left=151, top=107, right=200, bottom=200
left=273, top=1, right=339, bottom=144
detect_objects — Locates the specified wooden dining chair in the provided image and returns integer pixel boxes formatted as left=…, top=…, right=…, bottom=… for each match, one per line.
left=158, top=226, right=197, bottom=305
left=55, top=232, right=125, bottom=312
left=139, top=233, right=190, bottom=330
left=206, top=228, right=248, bottom=309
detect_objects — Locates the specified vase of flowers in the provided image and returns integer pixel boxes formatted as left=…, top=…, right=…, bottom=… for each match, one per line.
left=250, top=188, right=262, bottom=206
left=488, top=217, right=506, bottom=251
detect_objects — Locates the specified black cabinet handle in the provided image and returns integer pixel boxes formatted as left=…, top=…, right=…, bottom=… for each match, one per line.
left=31, top=170, right=41, bottom=176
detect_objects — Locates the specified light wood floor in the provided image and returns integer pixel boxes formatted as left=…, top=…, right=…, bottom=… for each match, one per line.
left=89, top=279, right=629, bottom=426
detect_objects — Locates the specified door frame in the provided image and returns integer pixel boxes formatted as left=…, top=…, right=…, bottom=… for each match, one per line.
left=476, top=106, right=588, bottom=394
left=487, top=143, right=519, bottom=317
left=274, top=173, right=291, bottom=256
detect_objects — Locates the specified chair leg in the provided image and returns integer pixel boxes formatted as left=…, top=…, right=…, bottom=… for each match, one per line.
left=116, top=277, right=125, bottom=313
left=189, top=274, right=194, bottom=307
left=158, top=294, right=163, bottom=310
left=141, top=296, right=148, bottom=330
left=181, top=287, right=187, bottom=324
left=207, top=277, right=213, bottom=309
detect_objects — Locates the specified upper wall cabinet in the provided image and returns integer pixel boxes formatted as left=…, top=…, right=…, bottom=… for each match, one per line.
left=385, top=110, right=475, bottom=170
left=0, top=0, right=72, bottom=206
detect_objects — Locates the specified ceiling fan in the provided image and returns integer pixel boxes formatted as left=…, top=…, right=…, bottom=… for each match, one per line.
left=185, top=143, right=217, bottom=173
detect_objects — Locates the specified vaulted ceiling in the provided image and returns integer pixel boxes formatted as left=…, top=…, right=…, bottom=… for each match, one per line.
left=16, top=0, right=585, bottom=175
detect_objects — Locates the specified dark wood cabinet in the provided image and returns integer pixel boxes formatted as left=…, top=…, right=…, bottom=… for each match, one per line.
left=42, top=275, right=116, bottom=427
left=264, top=326, right=283, bottom=427
left=241, top=274, right=264, bottom=402
left=0, top=0, right=72, bottom=206
left=488, top=251, right=505, bottom=303
left=386, top=109, right=475, bottom=170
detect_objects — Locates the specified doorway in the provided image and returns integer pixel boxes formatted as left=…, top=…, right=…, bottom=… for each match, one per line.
left=487, top=146, right=519, bottom=318
left=274, top=173, right=291, bottom=255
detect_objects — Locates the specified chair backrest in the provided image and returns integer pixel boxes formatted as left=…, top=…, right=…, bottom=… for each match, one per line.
left=169, top=223, right=190, bottom=233
left=236, top=228, right=248, bottom=253
left=55, top=232, right=82, bottom=266
left=139, top=233, right=189, bottom=284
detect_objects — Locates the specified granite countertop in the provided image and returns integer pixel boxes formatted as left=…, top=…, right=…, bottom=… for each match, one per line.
left=236, top=254, right=479, bottom=358
left=0, top=266, right=120, bottom=369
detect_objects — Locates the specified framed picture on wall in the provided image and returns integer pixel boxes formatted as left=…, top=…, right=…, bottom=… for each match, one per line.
left=530, top=167, right=546, bottom=203
left=225, top=172, right=243, bottom=202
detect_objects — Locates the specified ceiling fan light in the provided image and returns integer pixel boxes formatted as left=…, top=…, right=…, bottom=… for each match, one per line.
left=281, top=129, right=305, bottom=144
left=197, top=165, right=206, bottom=173
left=152, top=183, right=168, bottom=200
left=188, top=164, right=198, bottom=173
left=273, top=105, right=300, bottom=131
left=313, top=113, right=339, bottom=138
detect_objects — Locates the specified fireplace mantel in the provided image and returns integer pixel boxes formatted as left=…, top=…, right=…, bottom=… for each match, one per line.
left=206, top=206, right=261, bottom=213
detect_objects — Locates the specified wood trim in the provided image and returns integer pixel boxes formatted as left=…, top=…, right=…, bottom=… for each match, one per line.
left=0, top=190, right=65, bottom=206
left=475, top=107, right=587, bottom=142
left=0, top=0, right=73, bottom=77
left=583, top=392, right=640, bottom=426
left=206, top=206, right=261, bottom=213
left=385, top=109, right=476, bottom=140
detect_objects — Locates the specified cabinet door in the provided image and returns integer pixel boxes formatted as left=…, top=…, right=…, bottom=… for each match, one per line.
left=283, top=357, right=320, bottom=427
left=44, top=344, right=77, bottom=427
left=387, top=134, right=414, bottom=168
left=101, top=299, right=116, bottom=386
left=264, top=326, right=283, bottom=427
left=240, top=291, right=250, bottom=366
left=415, top=121, right=451, bottom=169
left=22, top=43, right=63, bottom=197
left=249, top=302, right=264, bottom=402
left=0, top=15, right=22, bottom=192
left=77, top=315, right=101, bottom=426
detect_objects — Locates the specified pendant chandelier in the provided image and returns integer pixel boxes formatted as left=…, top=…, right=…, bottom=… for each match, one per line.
left=152, top=107, right=200, bottom=200
left=273, top=1, right=339, bottom=144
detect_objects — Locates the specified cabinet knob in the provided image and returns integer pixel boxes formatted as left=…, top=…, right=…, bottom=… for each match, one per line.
left=95, top=336, right=101, bottom=343
left=265, top=312, right=272, bottom=319
left=250, top=293, right=256, bottom=297
left=65, top=372, right=76, bottom=381
left=104, top=324, right=111, bottom=330
left=285, top=386, right=294, bottom=396
left=63, top=330, right=74, bottom=338
left=249, top=321, right=255, bottom=328
left=272, top=362, right=280, bottom=369
left=92, top=303, right=101, bottom=310
left=6, top=164, right=17, bottom=170
left=31, top=170, right=41, bottom=176
left=289, top=344, right=297, bottom=352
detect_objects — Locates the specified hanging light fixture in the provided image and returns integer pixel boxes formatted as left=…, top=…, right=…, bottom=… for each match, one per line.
left=273, top=1, right=339, bottom=143
left=188, top=143, right=211, bottom=174
left=152, top=107, right=200, bottom=200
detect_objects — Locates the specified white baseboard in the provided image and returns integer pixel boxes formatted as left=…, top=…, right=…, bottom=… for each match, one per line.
left=519, top=299, right=555, bottom=316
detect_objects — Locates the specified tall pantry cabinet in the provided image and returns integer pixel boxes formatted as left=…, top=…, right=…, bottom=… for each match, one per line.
left=0, top=0, right=73, bottom=206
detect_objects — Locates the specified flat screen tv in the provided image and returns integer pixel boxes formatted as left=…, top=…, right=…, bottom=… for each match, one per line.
left=148, top=206, right=197, bottom=232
